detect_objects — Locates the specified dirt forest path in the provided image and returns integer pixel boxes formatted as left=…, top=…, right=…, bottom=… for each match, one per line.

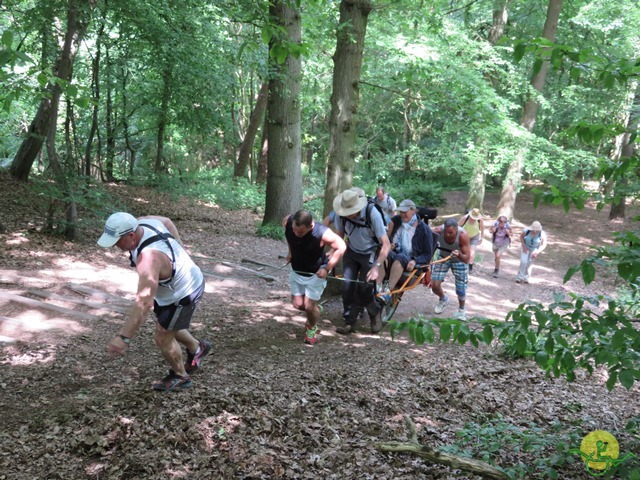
left=0, top=174, right=637, bottom=479
left=377, top=190, right=620, bottom=324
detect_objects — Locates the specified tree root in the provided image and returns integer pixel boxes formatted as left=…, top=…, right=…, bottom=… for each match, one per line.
left=376, top=416, right=509, bottom=480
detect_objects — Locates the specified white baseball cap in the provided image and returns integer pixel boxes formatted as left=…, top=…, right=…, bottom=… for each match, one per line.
left=97, top=212, right=138, bottom=247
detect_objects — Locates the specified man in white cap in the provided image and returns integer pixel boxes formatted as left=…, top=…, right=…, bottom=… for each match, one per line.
left=332, top=188, right=391, bottom=334
left=98, top=212, right=211, bottom=391
left=516, top=221, right=547, bottom=284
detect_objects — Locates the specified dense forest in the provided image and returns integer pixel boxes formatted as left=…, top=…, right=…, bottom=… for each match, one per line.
left=1, top=0, right=639, bottom=478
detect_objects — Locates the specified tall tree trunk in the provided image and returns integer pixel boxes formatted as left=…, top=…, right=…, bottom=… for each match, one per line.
left=402, top=95, right=412, bottom=173
left=155, top=65, right=172, bottom=173
left=121, top=67, right=136, bottom=176
left=10, top=0, right=92, bottom=182
left=256, top=115, right=268, bottom=184
left=234, top=81, right=269, bottom=179
left=608, top=82, right=640, bottom=219
left=497, top=0, right=562, bottom=220
left=84, top=23, right=103, bottom=177
left=262, top=0, right=303, bottom=224
left=466, top=161, right=486, bottom=212
left=105, top=44, right=115, bottom=180
left=488, top=0, right=510, bottom=46
left=323, top=0, right=372, bottom=216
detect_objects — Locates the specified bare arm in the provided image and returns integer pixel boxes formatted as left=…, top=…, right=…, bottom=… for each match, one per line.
left=318, top=229, right=346, bottom=279
left=107, top=250, right=163, bottom=357
left=455, top=230, right=472, bottom=264
left=367, top=235, right=391, bottom=282
left=533, top=232, right=547, bottom=257
left=386, top=220, right=396, bottom=249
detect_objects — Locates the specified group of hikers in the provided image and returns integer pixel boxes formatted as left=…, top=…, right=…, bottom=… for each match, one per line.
left=97, top=186, right=547, bottom=391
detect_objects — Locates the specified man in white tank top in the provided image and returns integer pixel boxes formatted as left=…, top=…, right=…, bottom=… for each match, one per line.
left=98, top=212, right=211, bottom=391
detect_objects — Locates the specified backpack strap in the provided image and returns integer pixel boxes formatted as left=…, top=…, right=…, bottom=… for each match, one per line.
left=389, top=214, right=402, bottom=242
left=129, top=223, right=177, bottom=283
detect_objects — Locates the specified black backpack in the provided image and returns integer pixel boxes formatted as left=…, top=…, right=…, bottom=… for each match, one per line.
left=416, top=207, right=437, bottom=224
left=341, top=200, right=387, bottom=244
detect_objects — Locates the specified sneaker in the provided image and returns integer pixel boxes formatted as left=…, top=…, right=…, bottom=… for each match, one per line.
left=336, top=323, right=355, bottom=335
left=492, top=270, right=499, bottom=278
left=434, top=296, right=450, bottom=314
left=185, top=339, right=212, bottom=374
left=304, top=325, right=318, bottom=345
left=469, top=264, right=474, bottom=273
left=515, top=278, right=522, bottom=284
left=153, top=371, right=192, bottom=391
left=452, top=309, right=467, bottom=321
left=370, top=311, right=382, bottom=334
left=378, top=289, right=392, bottom=304
left=523, top=278, right=529, bottom=284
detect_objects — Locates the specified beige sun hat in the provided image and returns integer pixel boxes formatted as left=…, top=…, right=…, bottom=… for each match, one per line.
left=333, top=189, right=368, bottom=217
left=469, top=208, right=482, bottom=220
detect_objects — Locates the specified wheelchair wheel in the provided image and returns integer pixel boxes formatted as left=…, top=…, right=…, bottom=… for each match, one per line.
left=377, top=280, right=400, bottom=323
left=381, top=299, right=399, bottom=323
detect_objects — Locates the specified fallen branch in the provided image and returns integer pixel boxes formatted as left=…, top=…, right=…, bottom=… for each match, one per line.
left=376, top=416, right=509, bottom=480
left=0, top=290, right=102, bottom=322
left=66, top=283, right=133, bottom=306
left=28, top=289, right=130, bottom=315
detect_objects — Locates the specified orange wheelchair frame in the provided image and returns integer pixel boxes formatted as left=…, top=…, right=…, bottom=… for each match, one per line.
left=376, top=255, right=451, bottom=323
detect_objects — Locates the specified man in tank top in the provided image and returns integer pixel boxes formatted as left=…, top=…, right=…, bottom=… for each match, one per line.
left=98, top=212, right=211, bottom=392
left=283, top=210, right=346, bottom=345
left=430, top=217, right=471, bottom=320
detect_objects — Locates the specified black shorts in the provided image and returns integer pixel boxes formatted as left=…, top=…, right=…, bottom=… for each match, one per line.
left=154, top=280, right=205, bottom=331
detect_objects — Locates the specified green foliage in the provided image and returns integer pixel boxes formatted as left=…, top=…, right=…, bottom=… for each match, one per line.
left=389, top=315, right=500, bottom=349
left=132, top=170, right=266, bottom=211
left=504, top=296, right=640, bottom=390
left=28, top=174, right=121, bottom=232
left=390, top=290, right=640, bottom=392
left=381, top=178, right=446, bottom=208
left=532, top=185, right=591, bottom=213
left=439, top=414, right=581, bottom=479
left=256, top=222, right=284, bottom=240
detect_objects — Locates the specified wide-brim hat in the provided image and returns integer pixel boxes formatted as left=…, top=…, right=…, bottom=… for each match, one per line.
left=97, top=212, right=138, bottom=247
left=529, top=221, right=542, bottom=231
left=469, top=208, right=482, bottom=220
left=333, top=189, right=368, bottom=217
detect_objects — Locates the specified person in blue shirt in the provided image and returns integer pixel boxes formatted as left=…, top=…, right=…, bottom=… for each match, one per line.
left=515, top=221, right=548, bottom=284
left=333, top=188, right=391, bottom=334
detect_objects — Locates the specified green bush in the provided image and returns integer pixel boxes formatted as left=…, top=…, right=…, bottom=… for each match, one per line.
left=439, top=414, right=581, bottom=479
left=256, top=222, right=284, bottom=240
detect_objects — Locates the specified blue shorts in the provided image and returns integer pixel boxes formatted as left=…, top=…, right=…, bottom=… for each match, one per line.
left=289, top=270, right=326, bottom=301
left=431, top=260, right=468, bottom=299
left=388, top=250, right=412, bottom=269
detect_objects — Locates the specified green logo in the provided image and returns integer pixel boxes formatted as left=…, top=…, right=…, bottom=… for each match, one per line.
left=571, top=430, right=636, bottom=476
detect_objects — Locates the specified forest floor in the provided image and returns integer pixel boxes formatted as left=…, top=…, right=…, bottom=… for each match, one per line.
left=0, top=171, right=638, bottom=479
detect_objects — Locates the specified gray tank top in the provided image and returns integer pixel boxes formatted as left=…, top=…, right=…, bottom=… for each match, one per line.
left=438, top=229, right=462, bottom=263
